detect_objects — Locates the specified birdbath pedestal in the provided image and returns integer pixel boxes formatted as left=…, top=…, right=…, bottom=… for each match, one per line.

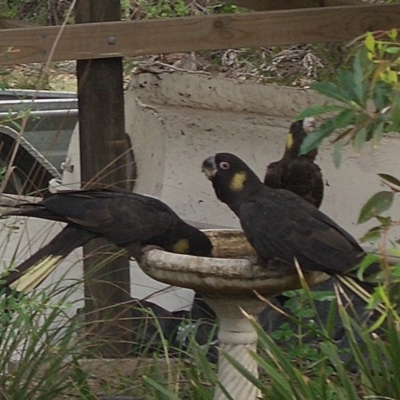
left=139, top=230, right=329, bottom=400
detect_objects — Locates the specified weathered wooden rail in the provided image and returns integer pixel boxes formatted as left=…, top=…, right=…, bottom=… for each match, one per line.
left=0, top=4, right=399, bottom=65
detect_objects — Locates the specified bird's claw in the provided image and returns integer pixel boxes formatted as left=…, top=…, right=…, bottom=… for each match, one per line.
left=141, top=244, right=165, bottom=256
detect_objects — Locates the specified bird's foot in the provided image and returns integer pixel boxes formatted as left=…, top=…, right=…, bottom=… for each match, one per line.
left=243, top=255, right=258, bottom=265
left=139, top=245, right=165, bottom=261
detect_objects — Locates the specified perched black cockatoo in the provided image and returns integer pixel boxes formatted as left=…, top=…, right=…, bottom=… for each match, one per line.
left=202, top=152, right=377, bottom=281
left=264, top=118, right=324, bottom=208
left=2, top=189, right=212, bottom=293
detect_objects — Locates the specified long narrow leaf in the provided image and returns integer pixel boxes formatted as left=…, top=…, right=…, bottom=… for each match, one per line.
left=378, top=173, right=400, bottom=188
left=358, top=191, right=394, bottom=223
left=300, top=119, right=336, bottom=154
left=143, top=376, right=181, bottom=400
left=296, top=104, right=345, bottom=120
left=310, top=82, right=353, bottom=104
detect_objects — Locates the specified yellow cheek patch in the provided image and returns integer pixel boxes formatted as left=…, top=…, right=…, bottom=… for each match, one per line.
left=229, top=171, right=247, bottom=192
left=172, top=238, right=190, bottom=254
left=285, top=133, right=293, bottom=149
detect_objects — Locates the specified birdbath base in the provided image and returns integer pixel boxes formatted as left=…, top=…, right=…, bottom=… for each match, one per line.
left=204, top=295, right=266, bottom=400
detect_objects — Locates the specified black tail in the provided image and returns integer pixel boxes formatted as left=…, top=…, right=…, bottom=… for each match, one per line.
left=2, top=226, right=96, bottom=293
left=3, top=204, right=67, bottom=223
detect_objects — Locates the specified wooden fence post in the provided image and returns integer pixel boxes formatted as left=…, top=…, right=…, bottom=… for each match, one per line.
left=76, top=0, right=135, bottom=357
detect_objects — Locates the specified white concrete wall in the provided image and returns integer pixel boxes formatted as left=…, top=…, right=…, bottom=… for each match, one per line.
left=125, top=72, right=400, bottom=244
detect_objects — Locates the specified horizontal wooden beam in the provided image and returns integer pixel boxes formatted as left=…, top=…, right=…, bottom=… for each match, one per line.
left=324, top=0, right=361, bottom=5
left=0, top=4, right=398, bottom=65
left=225, top=0, right=361, bottom=11
left=224, top=0, right=319, bottom=11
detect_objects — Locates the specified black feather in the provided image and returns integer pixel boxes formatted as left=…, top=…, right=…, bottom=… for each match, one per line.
left=202, top=152, right=377, bottom=278
left=2, top=189, right=213, bottom=292
left=264, top=119, right=324, bottom=208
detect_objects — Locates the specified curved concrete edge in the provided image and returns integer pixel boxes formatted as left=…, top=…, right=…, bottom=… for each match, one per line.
left=139, top=229, right=330, bottom=296
left=129, top=72, right=330, bottom=117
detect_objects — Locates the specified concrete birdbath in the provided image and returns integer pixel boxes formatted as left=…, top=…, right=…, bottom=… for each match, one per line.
left=139, top=229, right=329, bottom=400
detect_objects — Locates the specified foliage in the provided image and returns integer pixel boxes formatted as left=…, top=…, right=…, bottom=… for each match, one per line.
left=235, top=306, right=400, bottom=400
left=141, top=285, right=400, bottom=400
left=295, top=28, right=400, bottom=315
left=0, top=282, right=91, bottom=399
left=131, top=0, right=191, bottom=19
left=0, top=258, right=219, bottom=398
left=124, top=0, right=240, bottom=19
left=143, top=332, right=218, bottom=399
left=0, top=0, right=72, bottom=25
left=297, top=29, right=400, bottom=161
left=270, top=289, right=338, bottom=370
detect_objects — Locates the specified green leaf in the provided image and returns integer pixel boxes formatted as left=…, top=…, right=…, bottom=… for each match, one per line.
left=352, top=51, right=366, bottom=105
left=320, top=342, right=360, bottom=398
left=353, top=127, right=367, bottom=152
left=355, top=112, right=369, bottom=125
left=337, top=70, right=364, bottom=106
left=310, top=290, right=336, bottom=302
left=295, top=104, right=345, bottom=120
left=333, top=141, right=343, bottom=168
left=373, top=81, right=392, bottom=111
left=375, top=215, right=392, bottom=227
left=143, top=376, right=181, bottom=400
left=358, top=253, right=381, bottom=278
left=389, top=248, right=400, bottom=258
left=378, top=173, right=400, bottom=188
left=299, top=108, right=356, bottom=155
left=222, top=351, right=267, bottom=393
left=365, top=32, right=375, bottom=52
left=310, top=82, right=353, bottom=104
left=388, top=28, right=398, bottom=40
left=386, top=69, right=398, bottom=85
left=372, top=122, right=384, bottom=147
left=384, top=46, right=400, bottom=54
left=391, top=264, right=400, bottom=277
left=332, top=108, right=356, bottom=129
left=367, top=311, right=387, bottom=331
left=359, top=226, right=382, bottom=243
left=358, top=45, right=372, bottom=74
left=300, top=119, right=335, bottom=154
left=358, top=191, right=395, bottom=224
left=390, top=91, right=400, bottom=130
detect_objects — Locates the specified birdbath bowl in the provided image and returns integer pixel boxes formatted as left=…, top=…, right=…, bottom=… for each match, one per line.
left=139, top=229, right=329, bottom=400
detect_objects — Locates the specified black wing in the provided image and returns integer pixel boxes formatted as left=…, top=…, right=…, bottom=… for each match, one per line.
left=264, top=161, right=283, bottom=188
left=239, top=188, right=364, bottom=275
left=7, top=189, right=181, bottom=247
left=279, top=159, right=324, bottom=208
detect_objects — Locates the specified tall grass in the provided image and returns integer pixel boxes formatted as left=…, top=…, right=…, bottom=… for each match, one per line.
left=221, top=285, right=399, bottom=400
left=0, top=279, right=90, bottom=399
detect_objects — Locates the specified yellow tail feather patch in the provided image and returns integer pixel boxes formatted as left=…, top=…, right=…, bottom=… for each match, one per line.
left=10, top=255, right=63, bottom=293
left=172, top=238, right=190, bottom=254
